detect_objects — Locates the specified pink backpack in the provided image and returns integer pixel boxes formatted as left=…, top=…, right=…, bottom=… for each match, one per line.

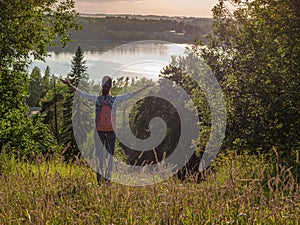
left=96, top=97, right=115, bottom=131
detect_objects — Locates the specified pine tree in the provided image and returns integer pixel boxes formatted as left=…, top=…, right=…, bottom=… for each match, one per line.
left=61, top=46, right=89, bottom=160
left=41, top=66, right=52, bottom=98
left=27, top=67, right=42, bottom=107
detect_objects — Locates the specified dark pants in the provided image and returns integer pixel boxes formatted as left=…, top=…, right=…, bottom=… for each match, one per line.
left=95, top=130, right=116, bottom=184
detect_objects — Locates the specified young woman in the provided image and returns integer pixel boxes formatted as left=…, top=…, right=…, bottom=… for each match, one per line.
left=60, top=76, right=153, bottom=184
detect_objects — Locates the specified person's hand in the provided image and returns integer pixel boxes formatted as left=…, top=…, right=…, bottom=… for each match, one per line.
left=60, top=78, right=78, bottom=92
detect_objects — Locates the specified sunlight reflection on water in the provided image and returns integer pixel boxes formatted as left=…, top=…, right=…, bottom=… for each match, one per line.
left=30, top=42, right=189, bottom=82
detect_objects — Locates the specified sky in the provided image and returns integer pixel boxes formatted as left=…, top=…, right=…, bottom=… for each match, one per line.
left=75, top=0, right=219, bottom=18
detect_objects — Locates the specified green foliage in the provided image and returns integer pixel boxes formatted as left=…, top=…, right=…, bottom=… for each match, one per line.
left=27, top=67, right=43, bottom=107
left=124, top=95, right=181, bottom=165
left=161, top=55, right=212, bottom=155
left=66, top=46, right=89, bottom=86
left=0, top=152, right=15, bottom=175
left=41, top=66, right=53, bottom=98
left=27, top=66, right=56, bottom=107
left=61, top=46, right=89, bottom=160
left=198, top=0, right=300, bottom=155
left=0, top=108, right=57, bottom=160
left=0, top=0, right=80, bottom=159
left=40, top=75, right=67, bottom=144
left=0, top=0, right=80, bottom=61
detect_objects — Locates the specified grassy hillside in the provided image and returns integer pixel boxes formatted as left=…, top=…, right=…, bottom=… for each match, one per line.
left=0, top=151, right=298, bottom=224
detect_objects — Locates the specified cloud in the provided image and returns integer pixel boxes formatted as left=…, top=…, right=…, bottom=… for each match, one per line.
left=75, top=0, right=217, bottom=17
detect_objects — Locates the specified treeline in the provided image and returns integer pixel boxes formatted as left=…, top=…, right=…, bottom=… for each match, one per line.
left=70, top=16, right=212, bottom=44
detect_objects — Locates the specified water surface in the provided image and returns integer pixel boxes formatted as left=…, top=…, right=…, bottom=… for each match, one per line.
left=30, top=41, right=188, bottom=82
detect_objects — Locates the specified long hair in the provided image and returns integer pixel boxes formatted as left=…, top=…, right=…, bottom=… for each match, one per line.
left=101, top=76, right=112, bottom=96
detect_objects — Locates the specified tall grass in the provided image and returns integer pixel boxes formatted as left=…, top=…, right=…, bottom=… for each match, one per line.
left=0, top=151, right=299, bottom=224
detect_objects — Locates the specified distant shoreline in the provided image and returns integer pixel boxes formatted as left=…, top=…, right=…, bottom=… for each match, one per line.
left=65, top=15, right=212, bottom=46
left=79, top=13, right=213, bottom=20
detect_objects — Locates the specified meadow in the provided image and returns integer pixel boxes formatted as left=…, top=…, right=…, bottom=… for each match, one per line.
left=0, top=150, right=299, bottom=225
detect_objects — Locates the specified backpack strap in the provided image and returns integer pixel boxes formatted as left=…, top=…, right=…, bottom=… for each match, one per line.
left=102, top=95, right=113, bottom=107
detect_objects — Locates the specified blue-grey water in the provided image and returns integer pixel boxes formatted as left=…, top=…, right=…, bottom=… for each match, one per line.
left=30, top=40, right=189, bottom=82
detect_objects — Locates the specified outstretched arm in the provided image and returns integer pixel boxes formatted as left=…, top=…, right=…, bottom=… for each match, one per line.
left=60, top=78, right=81, bottom=93
left=60, top=78, right=97, bottom=102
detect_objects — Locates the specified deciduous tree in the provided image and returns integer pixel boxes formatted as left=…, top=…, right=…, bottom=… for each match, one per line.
left=0, top=0, right=80, bottom=158
left=198, top=0, right=300, bottom=157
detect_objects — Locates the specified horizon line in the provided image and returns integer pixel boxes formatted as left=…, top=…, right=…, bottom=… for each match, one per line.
left=78, top=12, right=214, bottom=19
